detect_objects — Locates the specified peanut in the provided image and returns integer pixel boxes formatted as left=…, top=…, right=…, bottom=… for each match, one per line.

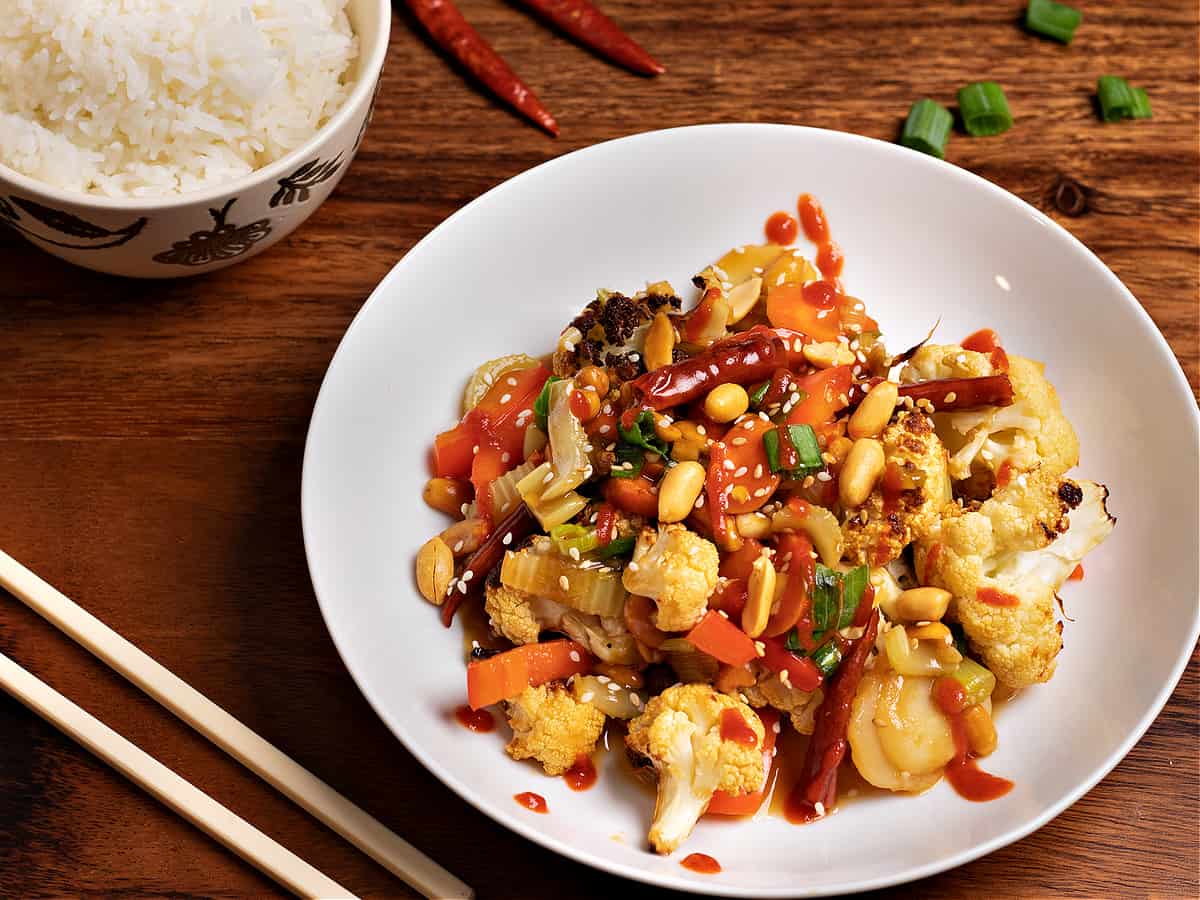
left=703, top=383, right=749, bottom=423
left=416, top=537, right=454, bottom=605
left=422, top=477, right=472, bottom=518
left=838, top=437, right=885, bottom=508
left=962, top=704, right=998, bottom=757
left=743, top=553, right=776, bottom=638
left=803, top=341, right=855, bottom=369
left=848, top=380, right=899, bottom=439
left=895, top=587, right=952, bottom=622
left=657, top=461, right=707, bottom=523
left=576, top=365, right=610, bottom=397
left=735, top=512, right=772, bottom=539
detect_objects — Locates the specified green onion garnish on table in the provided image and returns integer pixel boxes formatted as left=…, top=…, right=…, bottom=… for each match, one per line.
left=1025, top=0, right=1082, bottom=44
left=1130, top=87, right=1153, bottom=119
left=900, top=98, right=953, bottom=159
left=1097, top=76, right=1152, bottom=121
left=958, top=82, right=1014, bottom=136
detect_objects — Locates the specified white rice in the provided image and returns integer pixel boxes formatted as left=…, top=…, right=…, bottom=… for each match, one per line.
left=0, top=0, right=358, bottom=198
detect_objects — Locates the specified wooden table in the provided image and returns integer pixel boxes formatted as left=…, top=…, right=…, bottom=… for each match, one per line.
left=1, top=2, right=1196, bottom=897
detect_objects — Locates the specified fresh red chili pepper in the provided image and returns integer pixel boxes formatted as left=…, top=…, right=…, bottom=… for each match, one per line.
left=441, top=504, right=538, bottom=626
left=630, top=326, right=808, bottom=411
left=517, top=0, right=664, bottom=75
left=786, top=608, right=880, bottom=820
left=406, top=0, right=560, bottom=136
left=847, top=375, right=1014, bottom=412
left=706, top=441, right=742, bottom=551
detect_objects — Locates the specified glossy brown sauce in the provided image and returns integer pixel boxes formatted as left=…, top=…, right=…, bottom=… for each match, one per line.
left=514, top=792, right=548, bottom=813
left=458, top=596, right=509, bottom=662
left=681, top=853, right=722, bottom=874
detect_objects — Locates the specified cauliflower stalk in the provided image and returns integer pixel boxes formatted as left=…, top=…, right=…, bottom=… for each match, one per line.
left=622, top=524, right=719, bottom=632
left=484, top=581, right=639, bottom=665
left=842, top=410, right=952, bottom=567
left=902, top=345, right=1079, bottom=487
left=738, top=670, right=824, bottom=735
left=504, top=683, right=606, bottom=776
left=626, top=684, right=765, bottom=854
left=917, top=471, right=1115, bottom=688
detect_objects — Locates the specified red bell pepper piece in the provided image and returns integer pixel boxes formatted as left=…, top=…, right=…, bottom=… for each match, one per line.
left=786, top=366, right=854, bottom=427
left=706, top=441, right=742, bottom=551
left=759, top=636, right=823, bottom=692
left=686, top=610, right=758, bottom=667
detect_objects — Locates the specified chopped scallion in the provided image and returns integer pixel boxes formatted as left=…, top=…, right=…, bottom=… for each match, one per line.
left=900, top=98, right=953, bottom=159
left=1097, top=75, right=1136, bottom=121
left=749, top=381, right=770, bottom=408
left=810, top=642, right=842, bottom=677
left=838, top=565, right=870, bottom=629
left=549, top=523, right=598, bottom=556
left=617, top=410, right=668, bottom=458
left=811, top=564, right=841, bottom=633
left=785, top=424, right=823, bottom=472
left=1130, top=87, right=1153, bottom=119
left=784, top=628, right=805, bottom=653
left=609, top=446, right=645, bottom=479
left=1024, top=0, right=1082, bottom=44
left=533, top=376, right=562, bottom=431
left=594, top=534, right=636, bottom=559
left=762, top=428, right=783, bottom=474
left=957, top=82, right=1014, bottom=136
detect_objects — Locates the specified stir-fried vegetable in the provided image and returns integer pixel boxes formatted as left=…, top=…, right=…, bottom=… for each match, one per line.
left=466, top=640, right=592, bottom=709
left=543, top=379, right=592, bottom=501
left=948, top=657, right=997, bottom=706
left=685, top=610, right=758, bottom=667
left=500, top=546, right=627, bottom=616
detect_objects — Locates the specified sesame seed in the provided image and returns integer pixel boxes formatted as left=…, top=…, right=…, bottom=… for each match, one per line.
left=723, top=459, right=735, bottom=471
left=696, top=425, right=707, bottom=436
left=630, top=352, right=641, bottom=362
left=472, top=445, right=479, bottom=455
left=734, top=466, right=749, bottom=477
left=502, top=532, right=513, bottom=545
left=630, top=694, right=643, bottom=708
left=793, top=339, right=804, bottom=352
left=506, top=376, right=518, bottom=386
left=499, top=393, right=512, bottom=405
left=501, top=452, right=511, bottom=464
left=773, top=721, right=782, bottom=734
left=559, top=575, right=570, bottom=590
left=461, top=570, right=474, bottom=582
left=731, top=436, right=748, bottom=446
left=816, top=309, right=829, bottom=319
left=995, top=274, right=1012, bottom=291
left=605, top=443, right=616, bottom=452
left=457, top=581, right=468, bottom=594
left=709, top=364, right=720, bottom=375
left=608, top=682, right=620, bottom=692
left=816, top=471, right=832, bottom=482
left=776, top=274, right=786, bottom=286
left=628, top=561, right=640, bottom=572
left=944, top=391, right=958, bottom=403
left=694, top=494, right=705, bottom=508
left=483, top=373, right=494, bottom=385
left=753, top=486, right=768, bottom=497
left=802, top=475, right=815, bottom=488
left=788, top=391, right=801, bottom=406
left=758, top=411, right=769, bottom=421
left=453, top=540, right=464, bottom=553
left=779, top=670, right=793, bottom=688
left=735, top=246, right=746, bottom=254
left=717, top=609, right=729, bottom=618
left=581, top=691, right=595, bottom=702
left=721, top=282, right=733, bottom=291
left=569, top=547, right=581, bottom=561
left=754, top=641, right=765, bottom=657
left=596, top=675, right=611, bottom=684
left=583, top=444, right=593, bottom=453
left=753, top=266, right=764, bottom=274
left=543, top=470, right=555, bottom=484
left=460, top=503, right=470, bottom=516
left=981, top=449, right=995, bottom=461
left=814, top=801, right=825, bottom=816
left=599, top=424, right=610, bottom=434
left=589, top=512, right=598, bottom=523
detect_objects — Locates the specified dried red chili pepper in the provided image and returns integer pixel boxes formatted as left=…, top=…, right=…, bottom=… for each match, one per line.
left=786, top=607, right=880, bottom=821
left=705, top=442, right=742, bottom=551
left=441, top=504, right=538, bottom=625
left=847, top=374, right=1014, bottom=412
left=407, top=0, right=559, bottom=136
left=630, top=326, right=809, bottom=411
left=517, top=0, right=664, bottom=76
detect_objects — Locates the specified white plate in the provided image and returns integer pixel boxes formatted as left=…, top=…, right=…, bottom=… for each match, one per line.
left=301, top=125, right=1199, bottom=896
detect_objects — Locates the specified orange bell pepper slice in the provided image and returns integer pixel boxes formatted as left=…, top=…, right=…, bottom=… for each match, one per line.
left=466, top=639, right=591, bottom=709
left=686, top=610, right=757, bottom=667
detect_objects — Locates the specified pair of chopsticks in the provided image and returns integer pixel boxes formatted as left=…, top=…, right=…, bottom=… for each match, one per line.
left=405, top=0, right=664, bottom=136
left=0, top=549, right=473, bottom=900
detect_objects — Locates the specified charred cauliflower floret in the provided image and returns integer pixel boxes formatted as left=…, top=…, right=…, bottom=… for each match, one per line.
left=553, top=288, right=681, bottom=380
left=738, top=671, right=824, bottom=735
left=915, top=471, right=1115, bottom=688
left=842, top=410, right=953, bottom=567
left=903, top=345, right=1079, bottom=490
left=622, top=525, right=719, bottom=632
left=504, top=683, right=606, bottom=776
left=625, top=683, right=765, bottom=854
left=484, top=580, right=640, bottom=665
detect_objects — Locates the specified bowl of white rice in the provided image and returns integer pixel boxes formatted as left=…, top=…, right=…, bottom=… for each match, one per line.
left=0, top=0, right=390, bottom=278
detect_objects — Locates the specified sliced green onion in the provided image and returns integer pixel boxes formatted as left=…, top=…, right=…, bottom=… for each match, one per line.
left=1097, top=76, right=1136, bottom=122
left=1130, top=87, right=1153, bottom=119
left=617, top=410, right=668, bottom=458
left=784, top=628, right=806, bottom=654
left=810, top=642, right=842, bottom=677
left=1024, top=0, right=1082, bottom=44
left=811, top=564, right=841, bottom=633
left=549, top=523, right=598, bottom=556
left=949, top=657, right=997, bottom=707
left=594, top=534, right=636, bottom=560
left=838, top=565, right=870, bottom=629
left=957, top=82, right=1013, bottom=136
left=785, top=424, right=823, bottom=472
left=609, top=446, right=644, bottom=479
left=762, top=428, right=783, bottom=473
left=749, top=381, right=771, bottom=408
left=900, top=99, right=953, bottom=159
left=533, top=376, right=562, bottom=431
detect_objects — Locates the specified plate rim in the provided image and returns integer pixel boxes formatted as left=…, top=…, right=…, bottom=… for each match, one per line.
left=301, top=122, right=1200, bottom=897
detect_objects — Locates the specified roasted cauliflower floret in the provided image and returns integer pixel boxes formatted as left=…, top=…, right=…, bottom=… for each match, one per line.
left=504, top=683, right=606, bottom=776
left=842, top=410, right=952, bottom=567
left=903, top=345, right=1079, bottom=488
left=625, top=683, right=765, bottom=854
left=622, top=525, right=719, bottom=632
left=738, top=671, right=824, bottom=735
left=553, top=288, right=682, bottom=380
left=484, top=580, right=640, bottom=665
left=915, top=471, right=1114, bottom=688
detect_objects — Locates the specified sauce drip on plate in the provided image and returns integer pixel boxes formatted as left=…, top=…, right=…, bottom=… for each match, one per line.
left=514, top=792, right=548, bottom=813
left=680, top=853, right=722, bottom=874
left=564, top=754, right=598, bottom=791
left=933, top=678, right=1014, bottom=803
left=798, top=194, right=844, bottom=280
left=454, top=704, right=495, bottom=732
left=764, top=211, right=798, bottom=245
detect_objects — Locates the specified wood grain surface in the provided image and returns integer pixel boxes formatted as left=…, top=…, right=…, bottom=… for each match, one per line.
left=1, top=2, right=1196, bottom=897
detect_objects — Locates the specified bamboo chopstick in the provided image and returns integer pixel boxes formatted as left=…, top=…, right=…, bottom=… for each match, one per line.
left=0, top=549, right=473, bottom=900
left=0, top=651, right=353, bottom=899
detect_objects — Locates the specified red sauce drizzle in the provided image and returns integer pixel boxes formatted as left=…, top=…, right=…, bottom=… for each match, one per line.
left=681, top=853, right=722, bottom=874
left=454, top=705, right=495, bottom=733
left=923, top=541, right=944, bottom=583
left=995, top=459, right=1015, bottom=489
left=514, top=792, right=548, bottom=813
left=719, top=709, right=759, bottom=747
left=797, top=194, right=843, bottom=281
left=977, top=586, right=1020, bottom=607
left=961, top=328, right=1009, bottom=372
left=594, top=503, right=616, bottom=545
left=801, top=279, right=839, bottom=309
left=765, top=211, right=798, bottom=245
left=569, top=389, right=593, bottom=421
left=933, top=677, right=1014, bottom=803
left=1068, top=563, right=1085, bottom=581
left=563, top=754, right=598, bottom=791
